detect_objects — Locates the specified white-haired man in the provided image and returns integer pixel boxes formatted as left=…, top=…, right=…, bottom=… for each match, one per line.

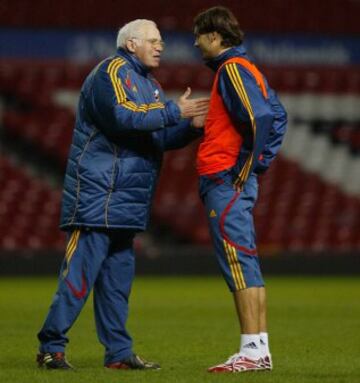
left=36, top=19, right=208, bottom=371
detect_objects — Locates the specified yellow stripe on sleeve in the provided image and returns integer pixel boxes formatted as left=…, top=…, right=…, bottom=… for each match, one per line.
left=107, top=58, right=127, bottom=103
left=107, top=58, right=165, bottom=113
left=235, top=153, right=254, bottom=187
left=228, top=63, right=257, bottom=142
left=225, top=65, right=251, bottom=116
left=228, top=64, right=255, bottom=123
left=225, top=63, right=258, bottom=186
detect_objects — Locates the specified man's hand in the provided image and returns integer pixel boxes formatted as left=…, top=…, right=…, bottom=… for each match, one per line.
left=191, top=113, right=207, bottom=128
left=177, top=87, right=209, bottom=118
left=233, top=178, right=244, bottom=193
left=233, top=184, right=243, bottom=193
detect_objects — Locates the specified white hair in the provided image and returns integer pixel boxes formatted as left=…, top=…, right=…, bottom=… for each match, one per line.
left=116, top=19, right=157, bottom=48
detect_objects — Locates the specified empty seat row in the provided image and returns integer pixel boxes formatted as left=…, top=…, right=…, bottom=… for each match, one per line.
left=0, top=157, right=65, bottom=250
left=1, top=62, right=360, bottom=101
left=0, top=0, right=358, bottom=34
left=0, top=150, right=359, bottom=252
left=153, top=146, right=360, bottom=251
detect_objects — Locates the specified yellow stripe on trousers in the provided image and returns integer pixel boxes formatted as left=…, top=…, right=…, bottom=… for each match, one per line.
left=229, top=242, right=246, bottom=289
left=63, top=229, right=81, bottom=277
left=223, top=240, right=246, bottom=290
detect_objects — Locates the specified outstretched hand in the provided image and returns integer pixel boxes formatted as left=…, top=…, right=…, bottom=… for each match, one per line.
left=177, top=87, right=209, bottom=119
left=191, top=113, right=207, bottom=128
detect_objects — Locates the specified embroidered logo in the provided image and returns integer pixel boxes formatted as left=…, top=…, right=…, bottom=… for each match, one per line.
left=209, top=209, right=217, bottom=218
left=243, top=342, right=258, bottom=349
left=154, top=89, right=160, bottom=102
left=125, top=74, right=131, bottom=88
left=65, top=271, right=87, bottom=299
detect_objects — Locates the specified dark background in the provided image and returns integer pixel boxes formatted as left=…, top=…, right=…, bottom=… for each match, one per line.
left=0, top=0, right=359, bottom=275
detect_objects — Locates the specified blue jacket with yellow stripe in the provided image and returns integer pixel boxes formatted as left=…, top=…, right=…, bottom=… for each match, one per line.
left=207, top=45, right=287, bottom=181
left=60, top=48, right=201, bottom=231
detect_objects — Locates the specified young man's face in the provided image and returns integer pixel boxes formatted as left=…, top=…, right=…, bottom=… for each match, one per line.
left=194, top=31, right=221, bottom=60
left=131, top=25, right=164, bottom=69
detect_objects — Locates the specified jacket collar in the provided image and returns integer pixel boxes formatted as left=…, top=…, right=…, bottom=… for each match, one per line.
left=206, top=45, right=248, bottom=72
left=116, top=48, right=150, bottom=77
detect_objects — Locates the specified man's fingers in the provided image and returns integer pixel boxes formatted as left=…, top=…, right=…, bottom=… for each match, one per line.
left=196, top=108, right=209, bottom=115
left=181, top=87, right=191, bottom=99
left=191, top=102, right=209, bottom=110
left=192, top=97, right=210, bottom=103
left=178, top=96, right=209, bottom=118
left=188, top=99, right=210, bottom=108
left=191, top=112, right=208, bottom=117
left=194, top=101, right=210, bottom=108
left=185, top=107, right=209, bottom=117
left=190, top=107, right=209, bottom=115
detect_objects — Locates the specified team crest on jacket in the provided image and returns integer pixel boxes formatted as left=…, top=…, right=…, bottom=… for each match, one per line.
left=125, top=73, right=131, bottom=88
left=154, top=89, right=160, bottom=102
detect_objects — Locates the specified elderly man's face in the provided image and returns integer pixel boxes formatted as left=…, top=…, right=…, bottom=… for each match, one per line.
left=131, top=25, right=164, bottom=69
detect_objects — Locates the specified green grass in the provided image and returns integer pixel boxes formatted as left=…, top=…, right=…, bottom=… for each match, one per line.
left=0, top=276, right=359, bottom=383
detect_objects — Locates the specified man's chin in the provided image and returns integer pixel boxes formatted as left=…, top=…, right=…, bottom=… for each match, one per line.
left=148, top=60, right=160, bottom=69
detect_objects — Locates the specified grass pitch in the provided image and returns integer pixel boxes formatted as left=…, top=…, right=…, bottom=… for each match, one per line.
left=0, top=275, right=359, bottom=383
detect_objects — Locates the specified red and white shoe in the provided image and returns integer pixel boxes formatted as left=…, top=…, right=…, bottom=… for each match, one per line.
left=261, top=354, right=273, bottom=370
left=208, top=353, right=264, bottom=373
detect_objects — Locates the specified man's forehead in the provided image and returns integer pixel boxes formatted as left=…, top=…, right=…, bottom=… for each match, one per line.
left=142, top=25, right=161, bottom=38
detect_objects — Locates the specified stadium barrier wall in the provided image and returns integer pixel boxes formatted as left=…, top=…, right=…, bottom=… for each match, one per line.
left=0, top=249, right=359, bottom=276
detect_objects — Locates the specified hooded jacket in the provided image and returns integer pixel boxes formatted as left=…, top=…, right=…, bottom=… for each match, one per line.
left=60, top=48, right=201, bottom=231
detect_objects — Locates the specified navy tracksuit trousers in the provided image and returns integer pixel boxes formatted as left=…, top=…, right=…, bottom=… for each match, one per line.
left=37, top=229, right=135, bottom=365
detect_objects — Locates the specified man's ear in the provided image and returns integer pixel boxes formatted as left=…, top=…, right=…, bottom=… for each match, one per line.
left=126, top=39, right=137, bottom=53
left=208, top=32, right=218, bottom=43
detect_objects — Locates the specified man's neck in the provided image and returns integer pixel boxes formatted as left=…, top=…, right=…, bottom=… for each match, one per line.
left=216, top=46, right=231, bottom=57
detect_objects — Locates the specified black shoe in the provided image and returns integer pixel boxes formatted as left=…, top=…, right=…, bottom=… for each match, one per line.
left=37, top=352, right=74, bottom=370
left=106, top=353, right=160, bottom=370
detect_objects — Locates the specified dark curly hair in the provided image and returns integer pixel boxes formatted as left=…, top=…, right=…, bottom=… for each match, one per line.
left=194, top=6, right=244, bottom=47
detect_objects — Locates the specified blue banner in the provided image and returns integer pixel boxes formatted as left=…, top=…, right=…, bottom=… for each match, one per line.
left=246, top=34, right=360, bottom=66
left=0, top=28, right=359, bottom=65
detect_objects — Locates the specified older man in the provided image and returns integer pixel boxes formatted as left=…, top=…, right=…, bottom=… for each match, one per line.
left=36, top=19, right=208, bottom=370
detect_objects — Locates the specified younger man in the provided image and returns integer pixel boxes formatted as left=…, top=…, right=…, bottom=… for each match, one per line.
left=194, top=6, right=287, bottom=373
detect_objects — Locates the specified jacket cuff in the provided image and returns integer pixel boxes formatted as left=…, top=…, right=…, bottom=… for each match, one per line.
left=163, top=100, right=181, bottom=126
left=253, top=160, right=269, bottom=174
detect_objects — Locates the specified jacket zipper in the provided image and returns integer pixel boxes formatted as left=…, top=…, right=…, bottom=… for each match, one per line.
left=104, top=144, right=119, bottom=228
left=69, top=127, right=98, bottom=225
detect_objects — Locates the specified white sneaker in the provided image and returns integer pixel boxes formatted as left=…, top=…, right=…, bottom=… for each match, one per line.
left=261, top=354, right=273, bottom=370
left=208, top=353, right=264, bottom=373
